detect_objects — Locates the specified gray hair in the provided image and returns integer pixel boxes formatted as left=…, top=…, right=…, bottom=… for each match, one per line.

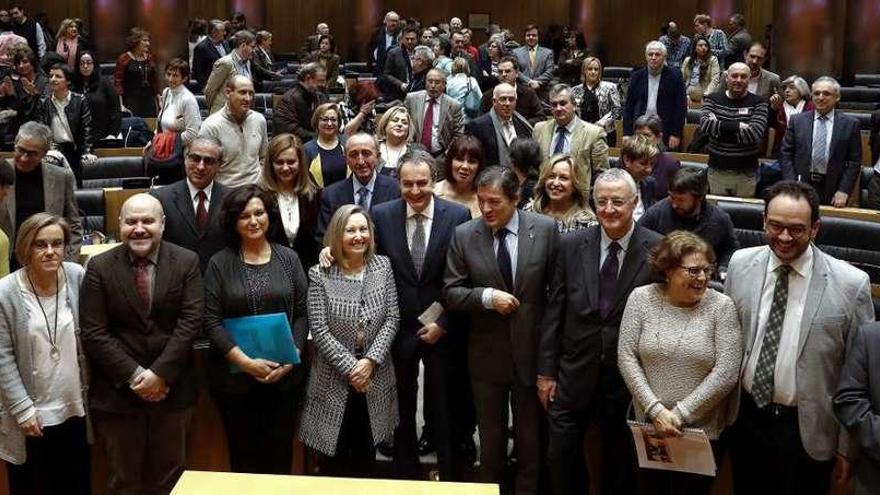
left=634, top=114, right=663, bottom=136
left=397, top=148, right=436, bottom=179
left=208, top=20, right=225, bottom=35
left=645, top=40, right=667, bottom=58
left=298, top=61, right=326, bottom=82
left=812, top=76, right=841, bottom=97
left=413, top=44, right=435, bottom=63
left=548, top=83, right=575, bottom=104
left=15, top=121, right=52, bottom=150
left=593, top=168, right=638, bottom=199
left=782, top=75, right=810, bottom=100
left=488, top=33, right=507, bottom=54
left=186, top=135, right=223, bottom=156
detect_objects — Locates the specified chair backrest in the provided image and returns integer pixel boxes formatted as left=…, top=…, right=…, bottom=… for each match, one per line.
left=75, top=188, right=106, bottom=234
left=82, top=156, right=149, bottom=189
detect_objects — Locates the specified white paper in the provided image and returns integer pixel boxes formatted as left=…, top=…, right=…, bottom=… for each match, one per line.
left=628, top=421, right=716, bottom=477
left=417, top=302, right=444, bottom=326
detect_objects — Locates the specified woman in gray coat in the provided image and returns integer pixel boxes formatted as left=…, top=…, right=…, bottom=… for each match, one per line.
left=0, top=213, right=89, bottom=495
left=300, top=204, right=399, bottom=477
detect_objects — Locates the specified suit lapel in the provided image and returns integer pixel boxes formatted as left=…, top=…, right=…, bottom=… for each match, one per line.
left=110, top=248, right=150, bottom=323
left=391, top=200, right=418, bottom=280
left=423, top=198, right=446, bottom=272
left=514, top=212, right=534, bottom=295
left=797, top=249, right=828, bottom=358
left=610, top=227, right=648, bottom=314
left=581, top=228, right=601, bottom=312
left=172, top=182, right=200, bottom=238
left=745, top=249, right=770, bottom=351
left=152, top=243, right=173, bottom=316
left=413, top=97, right=426, bottom=136
left=476, top=221, right=507, bottom=290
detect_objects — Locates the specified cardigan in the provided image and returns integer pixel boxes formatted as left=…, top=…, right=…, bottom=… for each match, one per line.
left=0, top=263, right=89, bottom=464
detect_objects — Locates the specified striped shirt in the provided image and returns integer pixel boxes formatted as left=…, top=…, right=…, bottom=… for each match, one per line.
left=700, top=91, right=768, bottom=170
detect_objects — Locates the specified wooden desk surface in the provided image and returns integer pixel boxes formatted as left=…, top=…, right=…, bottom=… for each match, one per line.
left=171, top=471, right=499, bottom=495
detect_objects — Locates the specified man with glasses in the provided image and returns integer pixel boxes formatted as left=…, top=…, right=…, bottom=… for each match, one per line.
left=151, top=136, right=228, bottom=272
left=539, top=168, right=662, bottom=495
left=725, top=180, right=874, bottom=495
left=404, top=68, right=464, bottom=158
left=0, top=121, right=81, bottom=263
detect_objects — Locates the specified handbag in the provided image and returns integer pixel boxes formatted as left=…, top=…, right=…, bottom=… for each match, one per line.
left=145, top=89, right=186, bottom=184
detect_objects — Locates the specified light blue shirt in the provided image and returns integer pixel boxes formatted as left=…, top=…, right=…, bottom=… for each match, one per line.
left=481, top=211, right=520, bottom=307
left=352, top=172, right=378, bottom=210
left=551, top=118, right=578, bottom=155
left=811, top=110, right=835, bottom=174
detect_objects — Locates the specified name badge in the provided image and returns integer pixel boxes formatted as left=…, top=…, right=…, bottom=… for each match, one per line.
left=738, top=108, right=750, bottom=115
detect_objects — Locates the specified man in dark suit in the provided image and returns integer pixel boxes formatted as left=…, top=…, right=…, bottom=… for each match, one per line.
left=622, top=41, right=687, bottom=150
left=151, top=136, right=228, bottom=272
left=835, top=322, right=880, bottom=495
left=443, top=166, right=559, bottom=494
left=380, top=25, right=418, bottom=102
left=369, top=11, right=400, bottom=76
left=779, top=76, right=862, bottom=207
left=192, top=20, right=228, bottom=92
left=371, top=149, right=471, bottom=480
left=539, top=168, right=662, bottom=495
left=512, top=24, right=556, bottom=94
left=81, top=193, right=203, bottom=495
left=316, top=132, right=400, bottom=241
left=466, top=83, right=533, bottom=168
left=479, top=57, right=543, bottom=122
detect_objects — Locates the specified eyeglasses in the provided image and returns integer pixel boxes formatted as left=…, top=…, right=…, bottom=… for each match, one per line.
left=33, top=239, right=65, bottom=252
left=595, top=197, right=632, bottom=209
left=319, top=117, right=338, bottom=123
left=765, top=220, right=809, bottom=238
left=679, top=265, right=714, bottom=278
left=187, top=153, right=219, bottom=166
left=14, top=145, right=43, bottom=158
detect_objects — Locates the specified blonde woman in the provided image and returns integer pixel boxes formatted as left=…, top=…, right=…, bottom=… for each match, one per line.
left=374, top=105, right=419, bottom=178
left=525, top=154, right=597, bottom=233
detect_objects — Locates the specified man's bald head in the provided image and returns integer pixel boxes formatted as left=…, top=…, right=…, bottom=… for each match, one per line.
left=120, top=194, right=165, bottom=258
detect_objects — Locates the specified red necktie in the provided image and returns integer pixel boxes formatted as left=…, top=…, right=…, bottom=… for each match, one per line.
left=421, top=98, right=435, bottom=150
left=196, top=190, right=208, bottom=230
left=134, top=258, right=151, bottom=308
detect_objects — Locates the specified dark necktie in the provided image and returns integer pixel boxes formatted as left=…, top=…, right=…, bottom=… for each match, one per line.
left=598, top=241, right=621, bottom=319
left=496, top=228, right=513, bottom=291
left=553, top=126, right=567, bottom=154
left=134, top=258, right=151, bottom=308
left=751, top=265, right=791, bottom=408
left=421, top=98, right=435, bottom=150
left=410, top=213, right=426, bottom=277
left=196, top=190, right=208, bottom=231
left=357, top=187, right=369, bottom=209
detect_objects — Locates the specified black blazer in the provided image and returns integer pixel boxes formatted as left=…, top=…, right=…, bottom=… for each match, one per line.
left=315, top=173, right=401, bottom=242
left=150, top=180, right=229, bottom=273
left=380, top=45, right=412, bottom=101
left=372, top=197, right=471, bottom=360
left=465, top=111, right=533, bottom=167
left=369, top=27, right=397, bottom=75
left=622, top=65, right=687, bottom=144
left=870, top=110, right=880, bottom=166
left=272, top=189, right=322, bottom=271
left=33, top=92, right=93, bottom=154
left=779, top=110, right=863, bottom=204
left=80, top=242, right=204, bottom=413
left=538, top=224, right=662, bottom=410
left=192, top=37, right=228, bottom=91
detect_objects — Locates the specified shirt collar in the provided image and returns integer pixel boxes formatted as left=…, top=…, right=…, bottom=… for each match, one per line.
left=554, top=116, right=578, bottom=134
left=127, top=244, right=160, bottom=266
left=600, top=220, right=636, bottom=252
left=493, top=210, right=520, bottom=237
left=353, top=171, right=378, bottom=191
left=51, top=90, right=71, bottom=107
left=406, top=196, right=434, bottom=220
left=186, top=179, right=214, bottom=202
left=768, top=244, right=814, bottom=279
left=815, top=109, right=835, bottom=124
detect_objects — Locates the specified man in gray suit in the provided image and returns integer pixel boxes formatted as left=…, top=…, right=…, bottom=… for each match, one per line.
left=512, top=24, right=556, bottom=94
left=725, top=180, right=875, bottom=495
left=835, top=322, right=880, bottom=495
left=404, top=68, right=465, bottom=158
left=443, top=166, right=559, bottom=494
left=0, top=122, right=82, bottom=262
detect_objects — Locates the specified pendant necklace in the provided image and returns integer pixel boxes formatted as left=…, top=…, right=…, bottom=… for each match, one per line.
left=28, top=270, right=61, bottom=362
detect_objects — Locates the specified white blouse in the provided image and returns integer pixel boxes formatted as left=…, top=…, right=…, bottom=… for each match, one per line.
left=278, top=192, right=301, bottom=244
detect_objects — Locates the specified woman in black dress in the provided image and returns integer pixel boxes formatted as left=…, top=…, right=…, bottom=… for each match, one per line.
left=73, top=51, right=121, bottom=141
left=113, top=27, right=159, bottom=117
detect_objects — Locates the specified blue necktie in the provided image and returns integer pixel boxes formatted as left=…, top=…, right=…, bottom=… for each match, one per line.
left=553, top=127, right=567, bottom=154
left=357, top=187, right=368, bottom=209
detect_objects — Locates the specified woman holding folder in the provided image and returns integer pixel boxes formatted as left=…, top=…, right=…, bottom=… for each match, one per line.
left=204, top=185, right=309, bottom=475
left=300, top=204, right=400, bottom=477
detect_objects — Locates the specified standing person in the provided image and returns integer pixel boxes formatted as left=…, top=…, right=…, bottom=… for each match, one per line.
left=192, top=20, right=228, bottom=93
left=539, top=168, right=662, bottom=495
left=156, top=58, right=201, bottom=147
left=54, top=19, right=84, bottom=68
left=203, top=185, right=309, bottom=474
left=700, top=62, right=768, bottom=197
left=273, top=63, right=328, bottom=141
left=658, top=21, right=691, bottom=70
left=72, top=51, right=121, bottom=141
left=373, top=105, right=417, bottom=178
left=773, top=75, right=813, bottom=155
left=443, top=166, right=559, bottom=494
left=303, top=102, right=347, bottom=188
left=618, top=231, right=741, bottom=494
left=12, top=49, right=47, bottom=103
left=623, top=41, right=687, bottom=150
left=300, top=205, right=399, bottom=477
left=725, top=181, right=875, bottom=495
left=693, top=14, right=729, bottom=68
left=632, top=114, right=681, bottom=202
left=681, top=35, right=721, bottom=100
left=725, top=14, right=752, bottom=67
left=404, top=68, right=465, bottom=159
left=570, top=57, right=622, bottom=146
left=9, top=6, right=45, bottom=59
left=113, top=27, right=160, bottom=117
left=512, top=24, right=556, bottom=95
left=0, top=214, right=89, bottom=495
left=466, top=83, right=533, bottom=168
left=307, top=35, right=341, bottom=92
left=204, top=30, right=273, bottom=115
left=369, top=11, right=400, bottom=76
left=80, top=194, right=204, bottom=495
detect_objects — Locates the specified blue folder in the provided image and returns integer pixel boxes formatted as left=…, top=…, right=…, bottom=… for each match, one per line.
left=223, top=312, right=300, bottom=373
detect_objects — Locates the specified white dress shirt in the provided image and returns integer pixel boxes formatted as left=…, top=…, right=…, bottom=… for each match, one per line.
left=481, top=211, right=520, bottom=307
left=599, top=221, right=635, bottom=275
left=277, top=192, right=301, bottom=244
left=406, top=197, right=434, bottom=251
left=743, top=245, right=814, bottom=406
left=50, top=91, right=73, bottom=145
left=186, top=179, right=214, bottom=215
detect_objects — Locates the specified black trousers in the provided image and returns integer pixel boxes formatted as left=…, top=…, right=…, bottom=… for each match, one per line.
left=212, top=379, right=299, bottom=474
left=393, top=340, right=454, bottom=479
left=321, top=388, right=377, bottom=478
left=55, top=142, right=82, bottom=188
left=5, top=416, right=90, bottom=495
left=729, top=391, right=835, bottom=495
left=547, top=365, right=638, bottom=495
left=93, top=407, right=190, bottom=495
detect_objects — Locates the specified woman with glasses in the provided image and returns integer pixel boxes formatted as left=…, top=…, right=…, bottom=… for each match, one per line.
left=617, top=230, right=741, bottom=494
left=0, top=213, right=90, bottom=495
left=304, top=103, right=347, bottom=188
left=72, top=51, right=121, bottom=141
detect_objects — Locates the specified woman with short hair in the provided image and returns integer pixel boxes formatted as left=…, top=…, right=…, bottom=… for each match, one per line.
left=113, top=27, right=160, bottom=117
left=570, top=56, right=621, bottom=146
left=304, top=103, right=347, bottom=188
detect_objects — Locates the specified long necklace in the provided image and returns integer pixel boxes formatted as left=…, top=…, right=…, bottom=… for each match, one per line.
left=27, top=270, right=61, bottom=362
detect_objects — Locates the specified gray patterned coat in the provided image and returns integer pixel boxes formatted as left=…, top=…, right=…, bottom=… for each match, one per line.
left=300, top=255, right=399, bottom=456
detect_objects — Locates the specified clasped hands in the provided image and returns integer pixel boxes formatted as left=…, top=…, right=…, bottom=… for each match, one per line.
left=242, top=357, right=294, bottom=384
left=651, top=407, right=683, bottom=438
left=349, top=358, right=375, bottom=393
left=131, top=369, right=169, bottom=402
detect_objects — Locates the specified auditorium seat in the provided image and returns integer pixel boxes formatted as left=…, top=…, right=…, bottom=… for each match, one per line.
left=842, top=111, right=873, bottom=130
left=603, top=66, right=632, bottom=81
left=838, top=87, right=880, bottom=111
left=861, top=167, right=877, bottom=209
left=344, top=62, right=371, bottom=77
left=195, top=95, right=209, bottom=118
left=82, top=156, right=149, bottom=189
left=854, top=74, right=880, bottom=88
left=261, top=78, right=297, bottom=94
left=100, top=63, right=115, bottom=77
left=75, top=188, right=106, bottom=234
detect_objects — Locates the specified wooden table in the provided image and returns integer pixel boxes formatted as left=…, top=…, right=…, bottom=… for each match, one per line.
left=171, top=471, right=499, bottom=495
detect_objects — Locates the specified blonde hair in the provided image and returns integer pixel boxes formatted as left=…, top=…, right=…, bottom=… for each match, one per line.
left=375, top=105, right=413, bottom=141
left=15, top=213, right=70, bottom=267
left=262, top=133, right=319, bottom=200
left=58, top=19, right=77, bottom=39
left=620, top=133, right=659, bottom=164
left=531, top=155, right=593, bottom=223
left=310, top=102, right=340, bottom=133
left=324, top=205, right=375, bottom=265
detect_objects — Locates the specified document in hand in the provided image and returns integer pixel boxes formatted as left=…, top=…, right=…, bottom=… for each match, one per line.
left=627, top=421, right=716, bottom=477
left=223, top=312, right=300, bottom=373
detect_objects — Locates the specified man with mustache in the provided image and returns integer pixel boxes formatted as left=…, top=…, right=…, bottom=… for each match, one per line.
left=404, top=68, right=465, bottom=158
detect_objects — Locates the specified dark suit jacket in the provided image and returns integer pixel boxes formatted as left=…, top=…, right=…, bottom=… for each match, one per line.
left=442, top=211, right=560, bottom=387
left=32, top=92, right=93, bottom=154
left=276, top=190, right=322, bottom=271
left=869, top=110, right=880, bottom=166
left=835, top=322, right=880, bottom=495
left=479, top=83, right=542, bottom=121
left=150, top=180, right=228, bottom=272
left=381, top=46, right=412, bottom=101
left=273, top=82, right=329, bottom=141
left=192, top=37, right=228, bottom=92
left=372, top=197, right=471, bottom=360
left=622, top=65, right=687, bottom=145
left=779, top=110, right=862, bottom=204
left=538, top=224, right=662, bottom=410
left=80, top=242, right=204, bottom=413
left=315, top=173, right=401, bottom=242
left=370, top=27, right=398, bottom=75
left=465, top=110, right=533, bottom=167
